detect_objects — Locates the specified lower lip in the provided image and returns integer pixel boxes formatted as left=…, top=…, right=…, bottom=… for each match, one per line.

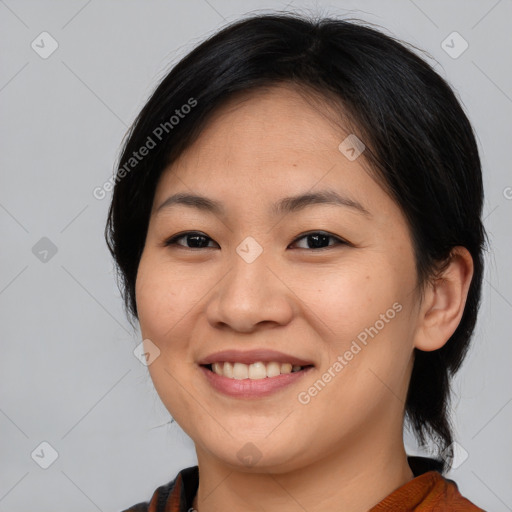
left=199, top=365, right=314, bottom=398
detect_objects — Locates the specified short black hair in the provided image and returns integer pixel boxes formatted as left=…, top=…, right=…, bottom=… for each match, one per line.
left=105, top=12, right=486, bottom=473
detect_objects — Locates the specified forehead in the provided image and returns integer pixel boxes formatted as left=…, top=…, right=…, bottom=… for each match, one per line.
left=157, top=85, right=366, bottom=188
left=192, top=83, right=347, bottom=151
left=151, top=83, right=400, bottom=225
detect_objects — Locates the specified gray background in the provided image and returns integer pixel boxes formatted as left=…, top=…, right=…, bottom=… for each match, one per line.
left=0, top=0, right=511, bottom=510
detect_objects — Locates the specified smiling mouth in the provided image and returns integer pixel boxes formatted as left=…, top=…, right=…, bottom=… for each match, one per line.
left=201, top=361, right=314, bottom=380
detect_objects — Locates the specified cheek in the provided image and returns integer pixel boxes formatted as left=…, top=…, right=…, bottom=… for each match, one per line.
left=135, top=258, right=201, bottom=422
left=291, top=261, right=404, bottom=341
left=135, top=257, right=196, bottom=341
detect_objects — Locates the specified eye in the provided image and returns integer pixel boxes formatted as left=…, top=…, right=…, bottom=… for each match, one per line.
left=164, top=231, right=218, bottom=249
left=164, top=230, right=349, bottom=251
left=289, top=231, right=348, bottom=250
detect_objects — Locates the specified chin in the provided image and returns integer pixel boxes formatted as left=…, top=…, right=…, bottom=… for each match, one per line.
left=196, top=431, right=312, bottom=474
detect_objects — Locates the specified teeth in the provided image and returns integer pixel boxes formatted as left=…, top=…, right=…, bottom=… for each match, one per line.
left=281, top=363, right=292, bottom=374
left=223, top=361, right=234, bottom=378
left=248, top=362, right=266, bottom=379
left=266, top=361, right=281, bottom=378
left=209, top=361, right=306, bottom=379
left=233, top=362, right=249, bottom=380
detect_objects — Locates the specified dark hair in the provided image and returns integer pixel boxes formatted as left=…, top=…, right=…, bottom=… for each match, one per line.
left=105, top=12, right=486, bottom=472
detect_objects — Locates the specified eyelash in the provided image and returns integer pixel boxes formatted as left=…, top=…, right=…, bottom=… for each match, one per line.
left=163, top=231, right=350, bottom=251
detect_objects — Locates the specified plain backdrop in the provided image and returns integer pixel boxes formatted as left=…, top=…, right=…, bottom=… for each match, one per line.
left=1, top=1, right=511, bottom=511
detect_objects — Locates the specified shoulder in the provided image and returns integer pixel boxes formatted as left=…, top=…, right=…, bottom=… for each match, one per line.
left=371, top=465, right=486, bottom=511
left=406, top=457, right=485, bottom=511
left=120, top=466, right=199, bottom=512
left=121, top=504, right=149, bottom=512
left=430, top=472, right=486, bottom=511
left=120, top=478, right=176, bottom=512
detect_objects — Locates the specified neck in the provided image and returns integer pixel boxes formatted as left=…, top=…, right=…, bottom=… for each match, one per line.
left=193, top=435, right=414, bottom=512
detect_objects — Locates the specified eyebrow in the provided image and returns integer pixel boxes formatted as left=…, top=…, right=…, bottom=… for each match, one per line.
left=155, top=190, right=371, bottom=217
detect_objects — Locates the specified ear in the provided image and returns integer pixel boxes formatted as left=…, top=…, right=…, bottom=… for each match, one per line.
left=413, top=247, right=474, bottom=352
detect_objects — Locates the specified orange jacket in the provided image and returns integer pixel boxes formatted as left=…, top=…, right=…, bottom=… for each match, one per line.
left=122, top=458, right=485, bottom=511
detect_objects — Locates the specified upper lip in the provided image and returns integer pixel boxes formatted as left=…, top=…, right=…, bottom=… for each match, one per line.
left=198, top=349, right=315, bottom=367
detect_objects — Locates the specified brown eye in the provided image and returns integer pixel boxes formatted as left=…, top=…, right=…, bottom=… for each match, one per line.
left=165, top=232, right=218, bottom=249
left=290, top=231, right=347, bottom=250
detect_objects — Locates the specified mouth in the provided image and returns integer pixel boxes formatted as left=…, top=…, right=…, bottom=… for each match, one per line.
left=199, top=363, right=314, bottom=398
left=201, top=361, right=313, bottom=380
left=197, top=349, right=315, bottom=398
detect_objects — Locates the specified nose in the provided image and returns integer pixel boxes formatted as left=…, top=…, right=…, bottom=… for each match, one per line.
left=206, top=246, right=294, bottom=333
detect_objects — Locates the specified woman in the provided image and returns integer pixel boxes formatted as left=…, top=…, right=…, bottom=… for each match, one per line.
left=107, top=12, right=487, bottom=512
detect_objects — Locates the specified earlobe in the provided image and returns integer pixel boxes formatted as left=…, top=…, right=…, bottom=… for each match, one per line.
left=413, top=247, right=474, bottom=352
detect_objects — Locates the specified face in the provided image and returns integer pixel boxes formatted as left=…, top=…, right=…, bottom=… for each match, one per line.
left=135, top=84, right=422, bottom=473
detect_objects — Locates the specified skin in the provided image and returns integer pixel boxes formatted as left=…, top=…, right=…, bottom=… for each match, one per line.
left=135, top=84, right=474, bottom=512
